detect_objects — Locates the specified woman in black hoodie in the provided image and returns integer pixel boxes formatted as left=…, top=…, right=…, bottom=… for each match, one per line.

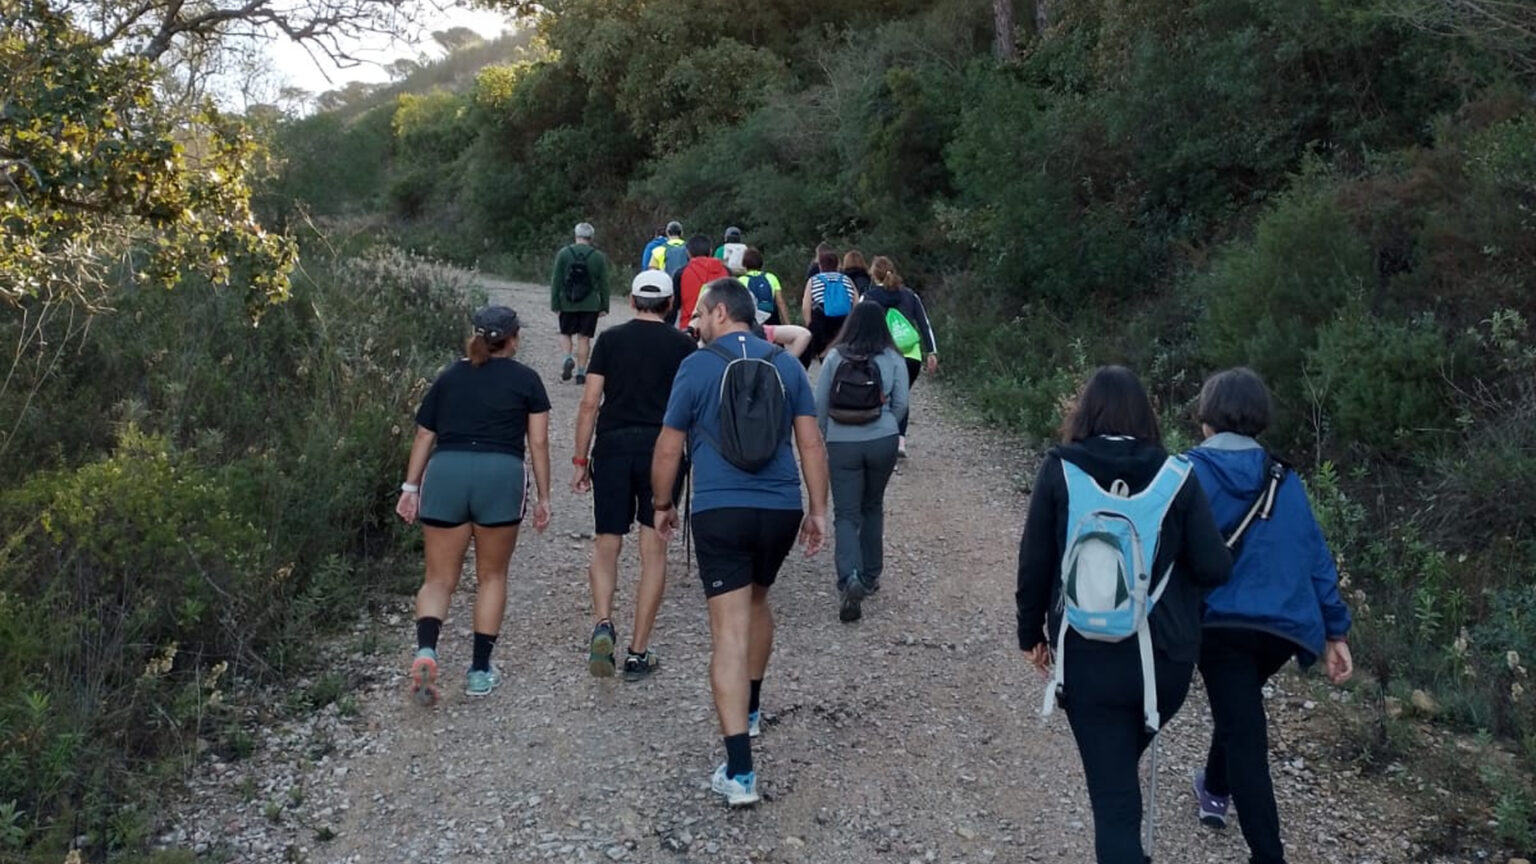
left=1016, top=366, right=1231, bottom=864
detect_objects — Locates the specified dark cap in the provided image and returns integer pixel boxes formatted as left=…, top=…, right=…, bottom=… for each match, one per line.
left=472, top=305, right=520, bottom=342
left=724, top=226, right=742, bottom=241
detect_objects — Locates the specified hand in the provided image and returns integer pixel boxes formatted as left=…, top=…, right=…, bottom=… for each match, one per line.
left=571, top=465, right=591, bottom=494
left=1325, top=639, right=1353, bottom=684
left=799, top=513, right=827, bottom=557
left=1023, top=644, right=1053, bottom=679
left=531, top=499, right=552, bottom=533
left=395, top=491, right=419, bottom=524
left=654, top=507, right=681, bottom=543
left=925, top=353, right=939, bottom=375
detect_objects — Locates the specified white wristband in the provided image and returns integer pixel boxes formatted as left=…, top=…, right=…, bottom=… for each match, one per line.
left=401, top=482, right=420, bottom=494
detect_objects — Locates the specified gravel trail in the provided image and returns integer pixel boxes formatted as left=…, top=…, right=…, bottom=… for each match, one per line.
left=167, top=276, right=1453, bottom=864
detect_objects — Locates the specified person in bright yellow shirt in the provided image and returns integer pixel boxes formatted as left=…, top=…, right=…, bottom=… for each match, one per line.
left=736, top=248, right=790, bottom=327
left=649, top=221, right=688, bottom=276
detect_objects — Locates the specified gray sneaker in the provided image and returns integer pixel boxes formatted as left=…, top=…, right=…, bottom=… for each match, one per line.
left=622, top=648, right=659, bottom=682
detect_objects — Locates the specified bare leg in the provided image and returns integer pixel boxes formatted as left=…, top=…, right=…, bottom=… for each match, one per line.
left=576, top=334, right=592, bottom=370
left=416, top=523, right=472, bottom=620
left=706, top=586, right=753, bottom=737
left=747, top=584, right=774, bottom=682
left=469, top=524, right=520, bottom=636
left=589, top=534, right=623, bottom=623
left=630, top=526, right=668, bottom=652
left=559, top=334, right=573, bottom=358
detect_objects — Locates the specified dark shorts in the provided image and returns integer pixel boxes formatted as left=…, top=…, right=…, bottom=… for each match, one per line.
left=691, top=507, right=803, bottom=598
left=559, top=311, right=599, bottom=338
left=590, top=429, right=684, bottom=536
left=419, top=450, right=528, bottom=528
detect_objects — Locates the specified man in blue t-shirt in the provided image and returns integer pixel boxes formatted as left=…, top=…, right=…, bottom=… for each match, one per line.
left=651, top=278, right=829, bottom=808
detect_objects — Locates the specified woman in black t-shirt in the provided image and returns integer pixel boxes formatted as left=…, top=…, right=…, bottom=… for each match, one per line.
left=395, top=305, right=552, bottom=704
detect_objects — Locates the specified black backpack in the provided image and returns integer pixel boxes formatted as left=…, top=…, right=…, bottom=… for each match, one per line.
left=827, top=352, right=884, bottom=425
left=706, top=340, right=788, bottom=472
left=564, top=247, right=594, bottom=303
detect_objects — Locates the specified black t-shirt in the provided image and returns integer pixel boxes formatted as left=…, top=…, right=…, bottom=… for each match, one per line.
left=588, top=319, right=697, bottom=438
left=416, top=358, right=551, bottom=457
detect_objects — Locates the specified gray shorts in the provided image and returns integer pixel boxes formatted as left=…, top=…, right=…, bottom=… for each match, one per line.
left=419, top=450, right=528, bottom=527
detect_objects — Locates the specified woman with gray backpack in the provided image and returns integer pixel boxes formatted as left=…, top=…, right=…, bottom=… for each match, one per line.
left=1016, top=366, right=1231, bottom=864
left=814, top=302, right=909, bottom=623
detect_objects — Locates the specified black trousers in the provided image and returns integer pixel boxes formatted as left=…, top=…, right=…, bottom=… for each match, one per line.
left=1061, top=634, right=1195, bottom=864
left=1199, top=627, right=1296, bottom=864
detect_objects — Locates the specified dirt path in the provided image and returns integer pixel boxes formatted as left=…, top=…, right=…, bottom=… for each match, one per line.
left=168, top=276, right=1445, bottom=863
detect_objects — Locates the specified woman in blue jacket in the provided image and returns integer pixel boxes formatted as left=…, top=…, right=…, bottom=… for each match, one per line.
left=1185, top=368, right=1353, bottom=864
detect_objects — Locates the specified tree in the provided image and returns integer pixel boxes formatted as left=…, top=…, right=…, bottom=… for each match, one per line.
left=432, top=25, right=483, bottom=52
left=994, top=0, right=1017, bottom=61
left=1, top=0, right=296, bottom=312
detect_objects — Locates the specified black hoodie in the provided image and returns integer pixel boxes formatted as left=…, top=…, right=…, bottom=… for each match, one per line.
left=1016, top=437, right=1231, bottom=664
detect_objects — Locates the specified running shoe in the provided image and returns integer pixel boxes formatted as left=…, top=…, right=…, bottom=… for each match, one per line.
left=465, top=665, right=502, bottom=698
left=409, top=647, right=439, bottom=707
left=561, top=356, right=575, bottom=382
left=575, top=370, right=587, bottom=385
left=621, top=648, right=658, bottom=682
left=838, top=577, right=866, bottom=622
left=897, top=435, right=908, bottom=459
left=1194, top=769, right=1229, bottom=829
left=748, top=709, right=761, bottom=738
left=588, top=620, right=616, bottom=678
left=710, top=764, right=760, bottom=807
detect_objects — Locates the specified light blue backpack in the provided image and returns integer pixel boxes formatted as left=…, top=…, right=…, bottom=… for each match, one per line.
left=1041, top=455, right=1192, bottom=734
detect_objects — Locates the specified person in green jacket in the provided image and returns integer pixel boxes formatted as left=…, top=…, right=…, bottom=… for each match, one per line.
left=550, top=222, right=611, bottom=385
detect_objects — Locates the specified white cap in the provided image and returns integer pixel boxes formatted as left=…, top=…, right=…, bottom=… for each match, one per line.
left=631, top=270, right=674, bottom=298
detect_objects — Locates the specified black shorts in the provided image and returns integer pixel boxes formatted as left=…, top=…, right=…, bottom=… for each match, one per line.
left=559, top=311, right=599, bottom=338
left=590, top=430, right=685, bottom=535
left=691, top=507, right=803, bottom=598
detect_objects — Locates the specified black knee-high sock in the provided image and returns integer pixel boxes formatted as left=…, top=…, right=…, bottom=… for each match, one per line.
left=749, top=679, right=763, bottom=715
left=416, top=617, right=442, bottom=652
left=472, top=632, right=498, bottom=672
left=724, top=733, right=752, bottom=778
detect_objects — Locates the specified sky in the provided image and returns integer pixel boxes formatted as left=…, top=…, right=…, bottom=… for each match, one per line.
left=265, top=4, right=514, bottom=99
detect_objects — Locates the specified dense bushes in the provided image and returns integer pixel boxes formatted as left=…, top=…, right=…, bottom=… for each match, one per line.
left=0, top=243, right=471, bottom=854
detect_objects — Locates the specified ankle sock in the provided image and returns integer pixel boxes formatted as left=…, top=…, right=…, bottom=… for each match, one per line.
left=749, top=679, right=763, bottom=715
left=416, top=617, right=442, bottom=652
left=724, top=733, right=752, bottom=778
left=471, top=631, right=498, bottom=672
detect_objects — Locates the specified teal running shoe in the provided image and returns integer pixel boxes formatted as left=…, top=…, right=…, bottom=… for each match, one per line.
left=465, top=665, right=502, bottom=698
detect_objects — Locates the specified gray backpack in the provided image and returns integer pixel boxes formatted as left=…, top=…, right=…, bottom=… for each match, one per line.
left=661, top=243, right=689, bottom=278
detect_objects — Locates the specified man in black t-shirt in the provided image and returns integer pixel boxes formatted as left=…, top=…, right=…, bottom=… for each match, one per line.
left=571, top=270, right=697, bottom=681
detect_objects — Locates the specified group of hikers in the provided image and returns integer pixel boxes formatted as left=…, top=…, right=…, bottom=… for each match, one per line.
left=391, top=221, right=1355, bottom=864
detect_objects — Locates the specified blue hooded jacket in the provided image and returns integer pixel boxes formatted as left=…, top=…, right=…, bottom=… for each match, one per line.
left=1185, top=434, right=1352, bottom=666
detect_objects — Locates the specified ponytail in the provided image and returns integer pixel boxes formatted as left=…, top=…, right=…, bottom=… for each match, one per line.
left=466, top=334, right=509, bottom=366
left=870, top=255, right=903, bottom=289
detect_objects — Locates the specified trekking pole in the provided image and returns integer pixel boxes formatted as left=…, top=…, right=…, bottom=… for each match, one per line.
left=1144, top=732, right=1160, bottom=856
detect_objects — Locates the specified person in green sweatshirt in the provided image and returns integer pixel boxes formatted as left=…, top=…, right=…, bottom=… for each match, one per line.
left=550, top=222, right=611, bottom=384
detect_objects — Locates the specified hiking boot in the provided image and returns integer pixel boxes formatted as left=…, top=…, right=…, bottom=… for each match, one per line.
left=838, top=578, right=866, bottom=622
left=409, top=647, right=439, bottom=707
left=465, top=665, right=502, bottom=698
left=588, top=621, right=617, bottom=678
left=748, top=709, right=762, bottom=738
left=621, top=648, right=658, bottom=682
left=710, top=764, right=760, bottom=807
left=561, top=356, right=575, bottom=381
left=1194, top=770, right=1229, bottom=829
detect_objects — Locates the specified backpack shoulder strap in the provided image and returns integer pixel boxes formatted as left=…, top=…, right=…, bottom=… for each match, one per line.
left=706, top=343, right=737, bottom=364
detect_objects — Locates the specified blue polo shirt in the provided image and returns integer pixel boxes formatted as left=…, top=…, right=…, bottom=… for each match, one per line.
left=663, top=331, right=815, bottom=513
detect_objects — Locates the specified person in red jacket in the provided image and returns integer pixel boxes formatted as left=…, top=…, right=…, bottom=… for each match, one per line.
left=675, top=235, right=729, bottom=331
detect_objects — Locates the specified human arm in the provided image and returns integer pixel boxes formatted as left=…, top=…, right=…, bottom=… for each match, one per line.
left=777, top=324, right=812, bottom=358
left=395, top=425, right=436, bottom=523
left=1176, top=479, right=1233, bottom=589
left=526, top=412, right=553, bottom=532
left=886, top=351, right=910, bottom=425
left=801, top=278, right=815, bottom=323
left=598, top=252, right=611, bottom=315
left=1017, top=456, right=1062, bottom=651
left=910, top=292, right=939, bottom=373
left=550, top=248, right=566, bottom=311
left=792, top=414, right=829, bottom=556
left=1297, top=480, right=1354, bottom=681
left=813, top=350, right=837, bottom=438
left=776, top=290, right=792, bottom=326
left=650, top=426, right=686, bottom=541
left=571, top=372, right=604, bottom=493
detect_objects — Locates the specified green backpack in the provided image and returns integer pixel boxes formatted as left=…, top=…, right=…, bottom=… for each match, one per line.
left=886, top=308, right=921, bottom=356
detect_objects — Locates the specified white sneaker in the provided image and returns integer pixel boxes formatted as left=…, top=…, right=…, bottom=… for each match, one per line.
left=748, top=710, right=761, bottom=738
left=710, top=764, right=760, bottom=807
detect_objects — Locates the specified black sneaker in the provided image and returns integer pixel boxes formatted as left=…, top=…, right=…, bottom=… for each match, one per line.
left=575, top=372, right=586, bottom=385
left=588, top=621, right=616, bottom=677
left=865, top=578, right=881, bottom=595
left=622, top=648, right=659, bottom=682
left=838, top=579, right=866, bottom=622
left=561, top=356, right=575, bottom=382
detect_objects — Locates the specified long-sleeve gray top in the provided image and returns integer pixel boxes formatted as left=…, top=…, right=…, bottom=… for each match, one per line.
left=814, top=347, right=910, bottom=442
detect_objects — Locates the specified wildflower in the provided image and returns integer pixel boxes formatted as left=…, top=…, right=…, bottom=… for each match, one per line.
left=1507, top=650, right=1521, bottom=672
